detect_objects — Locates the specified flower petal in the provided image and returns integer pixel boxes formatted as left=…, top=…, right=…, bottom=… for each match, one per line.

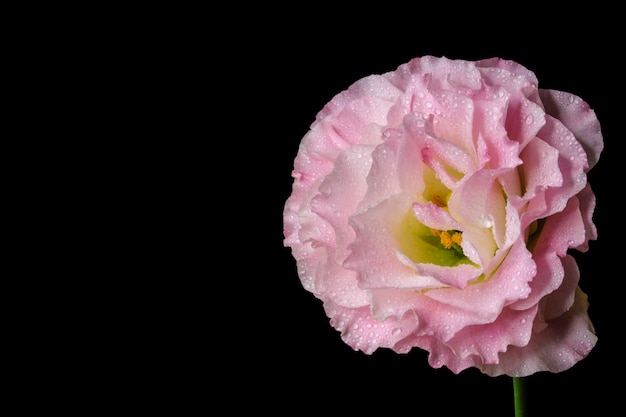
left=512, top=195, right=587, bottom=311
left=345, top=195, right=445, bottom=290
left=326, top=299, right=419, bottom=355
left=481, top=286, right=597, bottom=377
left=418, top=305, right=538, bottom=373
left=573, top=184, right=598, bottom=252
left=425, top=239, right=534, bottom=321
left=539, top=89, right=604, bottom=170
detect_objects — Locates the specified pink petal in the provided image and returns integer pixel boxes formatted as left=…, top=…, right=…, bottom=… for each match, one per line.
left=448, top=169, right=506, bottom=230
left=412, top=201, right=484, bottom=268
left=325, top=299, right=419, bottom=355
left=539, top=114, right=588, bottom=190
left=308, top=146, right=374, bottom=307
left=481, top=286, right=597, bottom=377
left=284, top=145, right=334, bottom=220
left=507, top=96, right=547, bottom=148
left=471, top=91, right=523, bottom=170
left=405, top=112, right=475, bottom=184
left=419, top=305, right=538, bottom=372
left=412, top=201, right=463, bottom=231
left=512, top=195, right=587, bottom=311
left=412, top=263, right=482, bottom=289
left=573, top=184, right=598, bottom=252
left=539, top=89, right=604, bottom=170
left=345, top=194, right=446, bottom=290
left=314, top=74, right=401, bottom=134
left=425, top=239, right=534, bottom=321
left=356, top=131, right=404, bottom=210
left=519, top=137, right=563, bottom=199
left=540, top=254, right=579, bottom=321
left=316, top=261, right=369, bottom=308
left=311, top=145, right=373, bottom=249
left=394, top=126, right=430, bottom=196
left=386, top=56, right=483, bottom=93
left=372, top=289, right=491, bottom=344
left=427, top=89, right=477, bottom=163
left=476, top=57, right=540, bottom=86
left=517, top=115, right=589, bottom=229
left=496, top=198, right=523, bottom=253
left=475, top=59, right=546, bottom=149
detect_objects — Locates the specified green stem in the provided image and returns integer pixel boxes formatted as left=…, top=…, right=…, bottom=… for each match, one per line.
left=513, top=377, right=526, bottom=417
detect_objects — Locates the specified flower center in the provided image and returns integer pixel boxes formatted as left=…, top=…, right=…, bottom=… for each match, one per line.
left=431, top=229, right=463, bottom=250
left=395, top=209, right=472, bottom=268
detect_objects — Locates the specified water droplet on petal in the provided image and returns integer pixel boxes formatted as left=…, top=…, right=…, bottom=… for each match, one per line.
left=525, top=114, right=534, bottom=125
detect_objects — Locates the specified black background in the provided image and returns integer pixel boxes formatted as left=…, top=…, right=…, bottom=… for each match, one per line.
left=225, top=10, right=621, bottom=416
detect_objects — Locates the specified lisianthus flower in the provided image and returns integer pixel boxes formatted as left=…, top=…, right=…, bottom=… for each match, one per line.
left=283, top=56, right=602, bottom=377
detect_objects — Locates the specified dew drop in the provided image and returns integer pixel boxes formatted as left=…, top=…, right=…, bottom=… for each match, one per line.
left=525, top=114, right=534, bottom=125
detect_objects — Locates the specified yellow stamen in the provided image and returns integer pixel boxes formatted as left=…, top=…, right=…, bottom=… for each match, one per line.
left=439, top=231, right=453, bottom=249
left=432, top=228, right=462, bottom=249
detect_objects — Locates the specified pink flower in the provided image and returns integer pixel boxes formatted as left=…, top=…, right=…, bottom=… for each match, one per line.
left=283, top=56, right=603, bottom=377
